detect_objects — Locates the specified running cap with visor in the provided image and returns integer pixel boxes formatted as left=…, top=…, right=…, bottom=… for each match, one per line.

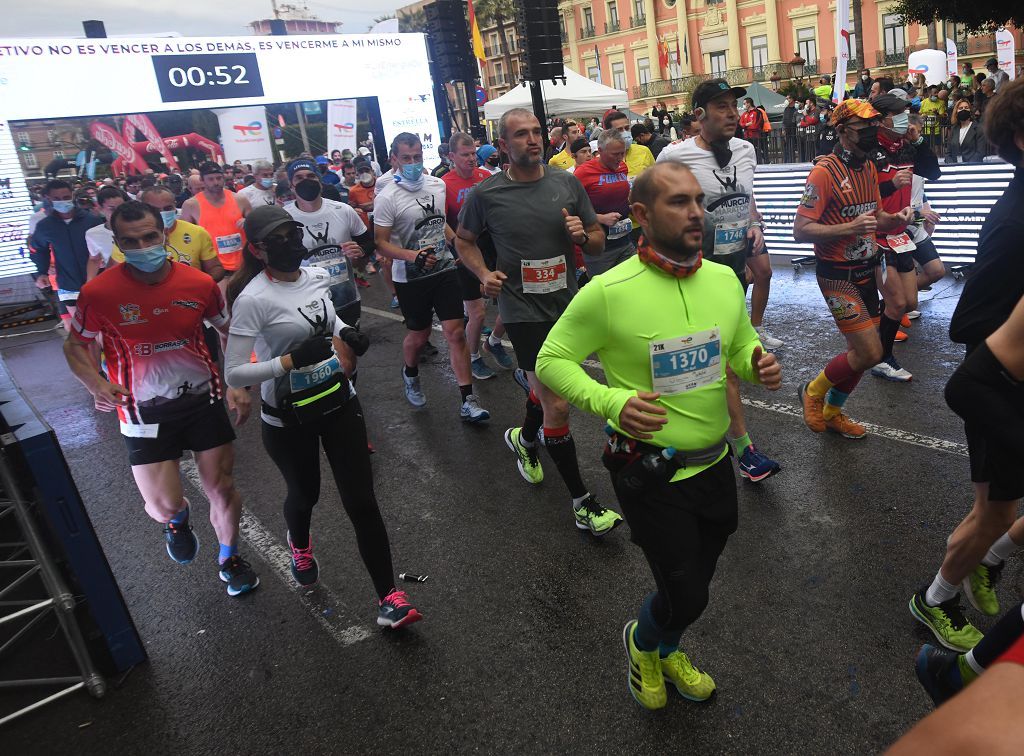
left=692, top=79, right=747, bottom=111
left=830, top=99, right=881, bottom=126
left=198, top=161, right=224, bottom=177
left=286, top=158, right=320, bottom=182
left=244, top=205, right=302, bottom=244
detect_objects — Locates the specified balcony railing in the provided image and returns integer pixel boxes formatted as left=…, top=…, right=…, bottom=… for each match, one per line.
left=605, top=20, right=621, bottom=34
left=560, top=30, right=568, bottom=43
left=488, top=75, right=508, bottom=87
left=580, top=26, right=596, bottom=39
left=831, top=57, right=861, bottom=72
left=631, top=63, right=798, bottom=100
left=876, top=48, right=909, bottom=67
left=630, top=14, right=646, bottom=28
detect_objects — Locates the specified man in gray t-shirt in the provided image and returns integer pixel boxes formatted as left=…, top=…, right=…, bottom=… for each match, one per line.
left=455, top=108, right=623, bottom=538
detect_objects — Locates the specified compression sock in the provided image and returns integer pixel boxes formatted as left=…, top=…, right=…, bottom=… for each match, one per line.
left=925, top=572, right=959, bottom=607
left=983, top=532, right=1022, bottom=567
left=823, top=372, right=863, bottom=420
left=520, top=391, right=544, bottom=445
left=809, top=353, right=855, bottom=398
left=878, top=314, right=900, bottom=360
left=218, top=543, right=238, bottom=565
left=727, top=433, right=752, bottom=456
left=459, top=384, right=473, bottom=401
left=403, top=364, right=419, bottom=378
left=968, top=602, right=1024, bottom=669
left=634, top=593, right=665, bottom=652
left=543, top=425, right=588, bottom=499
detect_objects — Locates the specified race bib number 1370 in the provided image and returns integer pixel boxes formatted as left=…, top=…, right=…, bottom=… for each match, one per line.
left=650, top=328, right=722, bottom=394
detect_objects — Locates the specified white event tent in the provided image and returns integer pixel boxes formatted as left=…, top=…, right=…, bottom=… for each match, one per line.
left=483, top=68, right=630, bottom=121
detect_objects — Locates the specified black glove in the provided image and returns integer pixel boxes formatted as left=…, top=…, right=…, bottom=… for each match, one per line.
left=340, top=327, right=370, bottom=356
left=289, top=335, right=333, bottom=369
left=414, top=250, right=437, bottom=271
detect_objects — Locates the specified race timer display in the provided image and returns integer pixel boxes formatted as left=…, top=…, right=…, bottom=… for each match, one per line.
left=151, top=53, right=265, bottom=103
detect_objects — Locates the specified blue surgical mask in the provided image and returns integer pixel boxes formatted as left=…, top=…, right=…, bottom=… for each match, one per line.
left=160, top=209, right=177, bottom=229
left=891, top=112, right=909, bottom=134
left=123, top=243, right=167, bottom=273
left=260, top=177, right=274, bottom=189
left=52, top=200, right=74, bottom=214
left=399, top=162, right=424, bottom=182
left=621, top=131, right=633, bottom=148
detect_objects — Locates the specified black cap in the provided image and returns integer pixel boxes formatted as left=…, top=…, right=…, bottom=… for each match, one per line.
left=871, top=92, right=910, bottom=115
left=243, top=205, right=301, bottom=243
left=692, top=79, right=747, bottom=111
left=986, top=57, right=998, bottom=67
left=198, top=161, right=223, bottom=177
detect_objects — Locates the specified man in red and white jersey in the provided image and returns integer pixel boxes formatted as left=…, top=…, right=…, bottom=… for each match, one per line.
left=63, top=200, right=259, bottom=597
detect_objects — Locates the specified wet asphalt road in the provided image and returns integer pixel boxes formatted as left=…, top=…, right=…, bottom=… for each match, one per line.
left=2, top=260, right=1013, bottom=755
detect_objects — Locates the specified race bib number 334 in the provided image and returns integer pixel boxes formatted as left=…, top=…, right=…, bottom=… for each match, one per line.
left=650, top=328, right=722, bottom=394
left=521, top=255, right=568, bottom=294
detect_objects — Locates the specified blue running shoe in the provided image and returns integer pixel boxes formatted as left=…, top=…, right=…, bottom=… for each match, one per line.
left=390, top=295, right=400, bottom=309
left=737, top=445, right=780, bottom=483
left=483, top=339, right=515, bottom=370
left=164, top=509, right=199, bottom=565
left=513, top=367, right=531, bottom=395
left=471, top=356, right=496, bottom=380
left=218, top=554, right=260, bottom=597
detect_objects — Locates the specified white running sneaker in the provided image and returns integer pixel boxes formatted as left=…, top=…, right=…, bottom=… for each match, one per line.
left=871, top=357, right=913, bottom=382
left=756, top=326, right=785, bottom=349
left=460, top=394, right=490, bottom=423
left=906, top=310, right=921, bottom=320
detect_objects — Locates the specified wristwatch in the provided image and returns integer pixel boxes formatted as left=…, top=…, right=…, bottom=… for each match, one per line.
left=576, top=231, right=590, bottom=246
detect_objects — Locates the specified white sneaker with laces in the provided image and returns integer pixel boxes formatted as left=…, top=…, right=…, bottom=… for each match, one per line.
left=756, top=326, right=785, bottom=349
left=871, top=357, right=913, bottom=382
left=907, top=310, right=921, bottom=320
left=460, top=394, right=490, bottom=423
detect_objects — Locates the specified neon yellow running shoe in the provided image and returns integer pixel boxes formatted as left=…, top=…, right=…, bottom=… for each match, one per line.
left=622, top=620, right=667, bottom=710
left=573, top=495, right=623, bottom=537
left=909, top=590, right=984, bottom=652
left=963, top=561, right=1003, bottom=617
left=504, top=427, right=543, bottom=484
left=661, top=649, right=717, bottom=702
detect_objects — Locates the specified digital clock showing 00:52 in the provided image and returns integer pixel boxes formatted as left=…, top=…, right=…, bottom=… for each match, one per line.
left=151, top=53, right=265, bottom=104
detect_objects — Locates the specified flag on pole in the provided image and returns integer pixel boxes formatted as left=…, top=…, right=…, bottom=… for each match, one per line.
left=832, top=0, right=850, bottom=104
left=658, top=37, right=668, bottom=70
left=683, top=35, right=688, bottom=64
left=594, top=45, right=603, bottom=84
left=674, top=37, right=681, bottom=71
left=467, top=0, right=486, bottom=62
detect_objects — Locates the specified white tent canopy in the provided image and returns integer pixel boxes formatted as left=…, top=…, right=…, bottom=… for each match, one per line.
left=483, top=68, right=629, bottom=121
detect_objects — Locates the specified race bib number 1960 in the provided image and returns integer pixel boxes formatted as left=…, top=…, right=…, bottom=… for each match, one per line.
left=650, top=328, right=722, bottom=394
left=521, top=255, right=568, bottom=294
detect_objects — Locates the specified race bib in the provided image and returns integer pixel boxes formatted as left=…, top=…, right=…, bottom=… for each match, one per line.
left=216, top=233, right=243, bottom=255
left=521, top=256, right=568, bottom=294
left=650, top=329, right=722, bottom=395
left=607, top=218, right=633, bottom=240
left=120, top=421, right=159, bottom=438
left=886, top=232, right=916, bottom=253
left=713, top=220, right=747, bottom=256
left=308, top=246, right=352, bottom=287
left=290, top=356, right=341, bottom=393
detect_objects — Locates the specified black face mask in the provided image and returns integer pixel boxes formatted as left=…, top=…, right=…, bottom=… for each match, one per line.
left=956, top=110, right=971, bottom=122
left=709, top=140, right=733, bottom=169
left=295, top=178, right=322, bottom=202
left=846, top=125, right=879, bottom=153
left=262, top=234, right=307, bottom=272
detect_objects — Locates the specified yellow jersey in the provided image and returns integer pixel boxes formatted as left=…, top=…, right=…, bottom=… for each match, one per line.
left=624, top=144, right=655, bottom=177
left=112, top=219, right=218, bottom=270
left=548, top=148, right=575, bottom=171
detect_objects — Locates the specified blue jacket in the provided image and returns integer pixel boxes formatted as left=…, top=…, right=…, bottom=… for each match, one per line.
left=29, top=209, right=104, bottom=293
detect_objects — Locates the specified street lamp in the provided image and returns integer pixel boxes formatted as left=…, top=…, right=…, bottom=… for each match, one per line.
left=789, top=52, right=805, bottom=83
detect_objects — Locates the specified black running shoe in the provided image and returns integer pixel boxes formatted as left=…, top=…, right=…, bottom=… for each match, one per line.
left=164, top=511, right=199, bottom=565
left=218, top=555, right=260, bottom=597
left=915, top=643, right=964, bottom=706
left=288, top=532, right=319, bottom=587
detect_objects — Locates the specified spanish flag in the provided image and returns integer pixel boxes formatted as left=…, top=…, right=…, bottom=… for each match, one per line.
left=468, top=0, right=486, bottom=62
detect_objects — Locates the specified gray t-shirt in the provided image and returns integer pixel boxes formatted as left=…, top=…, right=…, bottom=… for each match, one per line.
left=373, top=175, right=454, bottom=284
left=459, top=168, right=597, bottom=324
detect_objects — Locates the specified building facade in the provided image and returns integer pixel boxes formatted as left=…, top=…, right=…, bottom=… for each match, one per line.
left=10, top=120, right=89, bottom=179
left=558, top=0, right=1022, bottom=110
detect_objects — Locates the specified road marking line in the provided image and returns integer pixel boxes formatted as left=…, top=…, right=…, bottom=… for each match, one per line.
left=180, top=459, right=372, bottom=647
left=362, top=308, right=968, bottom=457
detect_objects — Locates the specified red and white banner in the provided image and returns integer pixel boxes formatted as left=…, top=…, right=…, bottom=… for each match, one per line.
left=945, top=38, right=958, bottom=79
left=125, top=114, right=181, bottom=171
left=131, top=133, right=223, bottom=163
left=832, top=0, right=850, bottom=104
left=90, top=121, right=150, bottom=174
left=212, top=106, right=273, bottom=164
left=995, top=28, right=1016, bottom=81
left=327, top=99, right=358, bottom=157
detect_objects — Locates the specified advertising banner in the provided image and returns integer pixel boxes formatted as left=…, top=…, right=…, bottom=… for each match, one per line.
left=945, top=38, right=958, bottom=79
left=125, top=113, right=181, bottom=171
left=832, top=1, right=850, bottom=104
left=89, top=122, right=150, bottom=174
left=326, top=99, right=358, bottom=157
left=212, top=106, right=273, bottom=164
left=907, top=49, right=948, bottom=86
left=995, top=28, right=1016, bottom=81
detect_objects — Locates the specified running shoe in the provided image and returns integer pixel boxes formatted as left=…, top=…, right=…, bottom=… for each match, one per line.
left=915, top=644, right=964, bottom=706
left=218, top=555, right=260, bottom=597
left=482, top=339, right=515, bottom=370
left=164, top=509, right=199, bottom=565
left=824, top=412, right=867, bottom=439
left=895, top=330, right=909, bottom=342
left=906, top=310, right=921, bottom=320
left=402, top=368, right=427, bottom=408
left=661, top=649, right=717, bottom=702
left=871, top=357, right=913, bottom=382
left=799, top=382, right=826, bottom=433
left=481, top=326, right=493, bottom=337
left=900, top=313, right=912, bottom=328
left=421, top=340, right=439, bottom=357
left=909, top=590, right=984, bottom=652
left=355, top=276, right=371, bottom=289
left=963, top=561, right=1003, bottom=617
left=288, top=531, right=319, bottom=587
left=755, top=326, right=785, bottom=350
left=573, top=495, right=623, bottom=536
left=504, top=427, right=544, bottom=483
left=737, top=445, right=781, bottom=483
left=622, top=620, right=667, bottom=710
left=377, top=589, right=423, bottom=629
left=389, top=295, right=400, bottom=309
left=513, top=367, right=531, bottom=395
left=471, top=356, right=496, bottom=381
left=460, top=394, right=490, bottom=423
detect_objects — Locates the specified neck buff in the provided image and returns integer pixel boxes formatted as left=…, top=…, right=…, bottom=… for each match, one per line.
left=393, top=172, right=424, bottom=192
left=636, top=234, right=702, bottom=278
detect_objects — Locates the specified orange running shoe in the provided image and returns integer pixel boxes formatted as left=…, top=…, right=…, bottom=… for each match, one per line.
left=799, top=382, right=826, bottom=433
left=900, top=314, right=912, bottom=328
left=825, top=413, right=867, bottom=439
left=895, top=330, right=909, bottom=342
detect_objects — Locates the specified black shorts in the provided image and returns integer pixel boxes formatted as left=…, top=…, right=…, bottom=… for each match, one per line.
left=965, top=418, right=1024, bottom=501
left=394, top=269, right=464, bottom=331
left=123, top=396, right=236, bottom=466
left=503, top=321, right=554, bottom=373
left=337, top=300, right=361, bottom=330
left=456, top=263, right=482, bottom=302
left=912, top=237, right=941, bottom=266
left=885, top=249, right=916, bottom=274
